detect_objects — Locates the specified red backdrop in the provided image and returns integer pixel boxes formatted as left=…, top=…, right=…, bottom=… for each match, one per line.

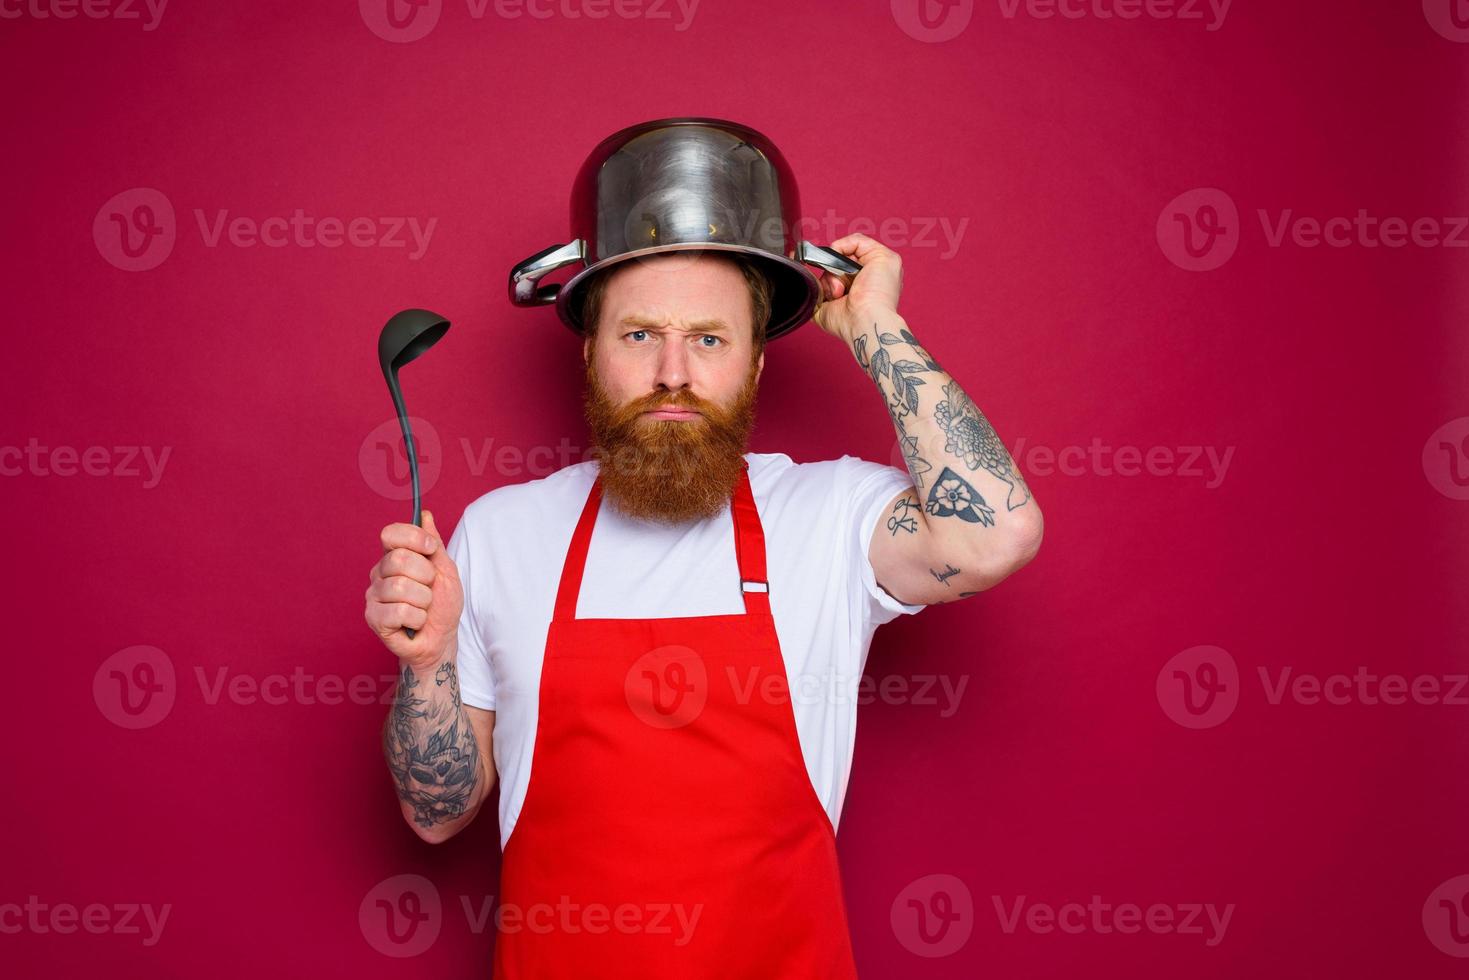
left=5, top=0, right=1467, bottom=976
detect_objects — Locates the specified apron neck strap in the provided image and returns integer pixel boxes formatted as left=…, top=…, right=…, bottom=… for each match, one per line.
left=553, top=459, right=770, bottom=619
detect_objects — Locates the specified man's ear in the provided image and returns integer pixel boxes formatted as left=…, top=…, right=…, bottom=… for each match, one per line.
left=583, top=333, right=592, bottom=366
left=755, top=350, right=764, bottom=382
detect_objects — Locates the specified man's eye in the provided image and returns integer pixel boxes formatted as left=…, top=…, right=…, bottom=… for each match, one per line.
left=628, top=330, right=649, bottom=342
left=698, top=335, right=721, bottom=347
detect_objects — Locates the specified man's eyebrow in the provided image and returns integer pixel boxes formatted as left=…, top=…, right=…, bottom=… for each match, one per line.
left=618, top=315, right=732, bottom=332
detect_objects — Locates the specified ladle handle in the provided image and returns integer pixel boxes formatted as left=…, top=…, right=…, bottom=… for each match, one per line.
left=404, top=502, right=422, bottom=641
left=386, top=369, right=425, bottom=640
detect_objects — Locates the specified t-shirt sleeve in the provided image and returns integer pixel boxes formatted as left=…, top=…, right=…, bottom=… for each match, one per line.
left=839, top=455, right=928, bottom=627
left=445, top=506, right=497, bottom=711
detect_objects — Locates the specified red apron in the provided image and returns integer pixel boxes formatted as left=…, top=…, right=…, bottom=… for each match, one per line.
left=492, top=459, right=859, bottom=979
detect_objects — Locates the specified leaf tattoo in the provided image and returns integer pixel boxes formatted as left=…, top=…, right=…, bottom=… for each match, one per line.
left=896, top=428, right=933, bottom=490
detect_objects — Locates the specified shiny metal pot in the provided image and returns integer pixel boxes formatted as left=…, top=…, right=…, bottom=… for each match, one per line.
left=509, top=117, right=861, bottom=342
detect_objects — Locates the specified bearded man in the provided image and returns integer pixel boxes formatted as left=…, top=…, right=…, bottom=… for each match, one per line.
left=365, top=235, right=1042, bottom=978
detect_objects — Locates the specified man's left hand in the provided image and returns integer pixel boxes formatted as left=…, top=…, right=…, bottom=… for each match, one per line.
left=809, top=233, right=904, bottom=342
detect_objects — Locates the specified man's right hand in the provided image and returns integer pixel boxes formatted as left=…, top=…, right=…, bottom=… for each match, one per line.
left=365, top=509, right=464, bottom=667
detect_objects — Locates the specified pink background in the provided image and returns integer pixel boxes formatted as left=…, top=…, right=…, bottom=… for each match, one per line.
left=5, top=0, right=1467, bottom=975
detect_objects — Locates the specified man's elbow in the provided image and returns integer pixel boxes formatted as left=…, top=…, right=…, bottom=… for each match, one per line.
left=967, top=506, right=1044, bottom=590
left=413, top=823, right=454, bottom=845
left=411, top=822, right=461, bottom=846
left=408, top=763, right=496, bottom=845
left=408, top=810, right=472, bottom=845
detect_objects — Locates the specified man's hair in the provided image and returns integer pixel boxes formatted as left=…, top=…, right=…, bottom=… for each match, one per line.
left=578, top=251, right=773, bottom=358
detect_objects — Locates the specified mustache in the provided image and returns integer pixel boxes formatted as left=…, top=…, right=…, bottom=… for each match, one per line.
left=622, top=389, right=714, bottom=417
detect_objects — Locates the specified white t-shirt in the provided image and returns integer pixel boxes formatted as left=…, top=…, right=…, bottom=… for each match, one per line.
left=445, top=451, right=927, bottom=851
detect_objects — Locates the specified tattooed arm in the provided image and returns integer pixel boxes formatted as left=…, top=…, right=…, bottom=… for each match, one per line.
left=382, top=651, right=497, bottom=844
left=856, top=310, right=1042, bottom=604
left=368, top=510, right=497, bottom=844
left=811, top=234, right=1043, bottom=607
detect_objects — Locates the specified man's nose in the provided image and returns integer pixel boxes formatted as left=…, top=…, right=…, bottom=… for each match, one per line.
left=652, top=336, right=692, bottom=393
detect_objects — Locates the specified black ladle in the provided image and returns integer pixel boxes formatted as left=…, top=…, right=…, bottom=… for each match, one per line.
left=378, top=308, right=450, bottom=639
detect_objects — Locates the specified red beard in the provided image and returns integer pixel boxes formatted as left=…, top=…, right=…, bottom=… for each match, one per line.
left=582, top=354, right=760, bottom=524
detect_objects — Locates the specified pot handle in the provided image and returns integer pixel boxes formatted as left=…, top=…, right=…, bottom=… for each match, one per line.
left=509, top=241, right=584, bottom=306
left=796, top=241, right=863, bottom=290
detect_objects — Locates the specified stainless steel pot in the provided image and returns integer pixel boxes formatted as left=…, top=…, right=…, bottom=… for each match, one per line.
left=508, top=117, right=861, bottom=342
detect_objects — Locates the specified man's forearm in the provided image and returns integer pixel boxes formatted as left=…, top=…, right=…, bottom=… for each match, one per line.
left=846, top=309, right=1040, bottom=565
left=382, top=643, right=488, bottom=841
